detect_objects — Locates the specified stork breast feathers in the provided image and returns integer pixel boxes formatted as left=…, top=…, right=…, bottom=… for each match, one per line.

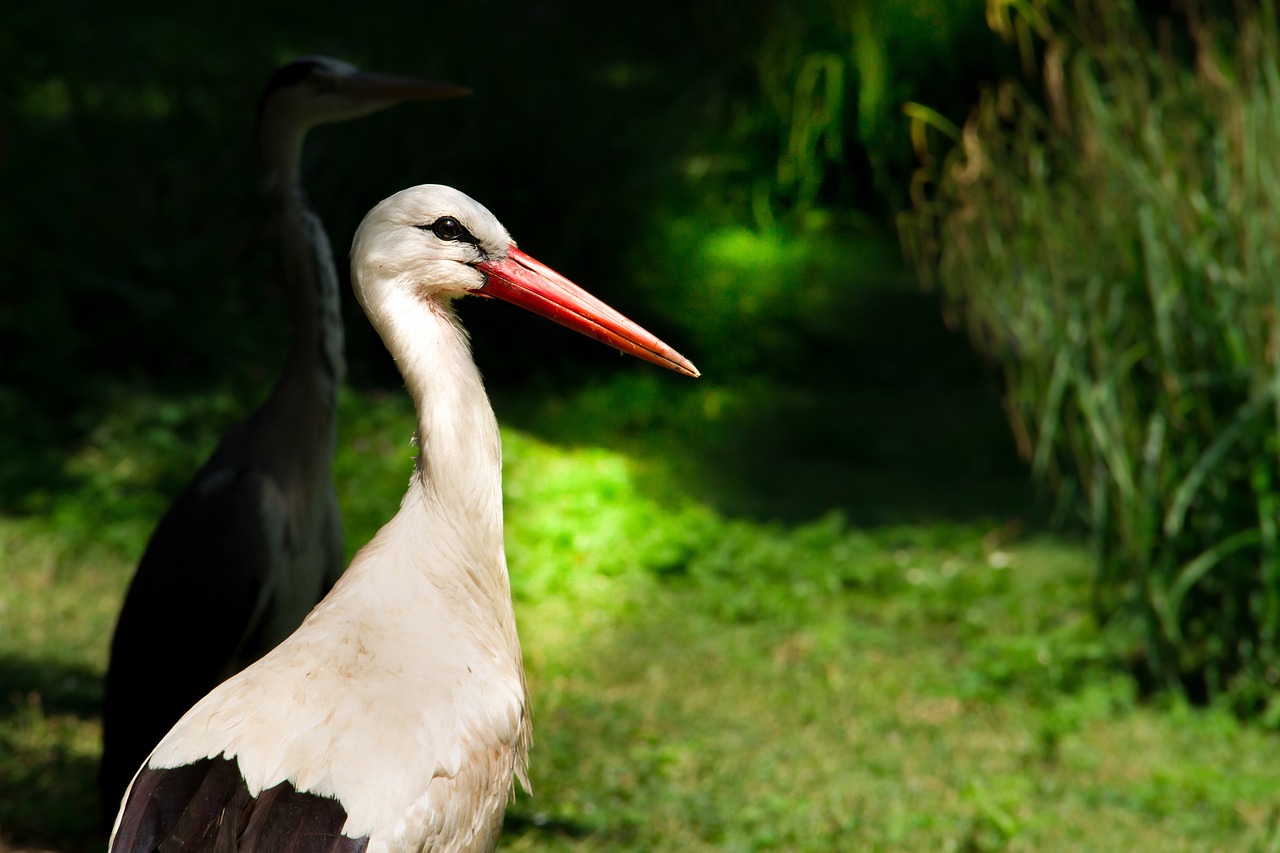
left=148, top=552, right=527, bottom=839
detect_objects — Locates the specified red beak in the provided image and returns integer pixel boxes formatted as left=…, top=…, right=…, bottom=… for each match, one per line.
left=475, top=247, right=699, bottom=378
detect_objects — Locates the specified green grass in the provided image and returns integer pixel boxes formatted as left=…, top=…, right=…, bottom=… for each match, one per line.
left=4, top=374, right=1280, bottom=852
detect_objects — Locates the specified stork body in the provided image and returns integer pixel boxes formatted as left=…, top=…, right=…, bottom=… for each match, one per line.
left=109, top=185, right=697, bottom=852
left=99, top=59, right=468, bottom=819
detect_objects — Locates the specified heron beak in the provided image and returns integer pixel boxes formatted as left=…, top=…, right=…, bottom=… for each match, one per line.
left=475, top=247, right=700, bottom=378
left=341, top=71, right=471, bottom=103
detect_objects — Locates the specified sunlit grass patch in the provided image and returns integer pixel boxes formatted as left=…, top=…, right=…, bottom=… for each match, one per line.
left=0, top=519, right=124, bottom=671
left=503, top=429, right=718, bottom=606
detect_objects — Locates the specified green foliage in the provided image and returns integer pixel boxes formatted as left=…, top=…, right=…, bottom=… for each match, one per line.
left=902, top=0, right=1280, bottom=706
left=745, top=0, right=1003, bottom=226
left=7, top=386, right=1280, bottom=851
left=631, top=217, right=909, bottom=377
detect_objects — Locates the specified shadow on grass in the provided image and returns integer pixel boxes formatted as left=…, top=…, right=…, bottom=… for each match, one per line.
left=501, top=809, right=603, bottom=845
left=0, top=657, right=105, bottom=853
left=0, top=656, right=101, bottom=723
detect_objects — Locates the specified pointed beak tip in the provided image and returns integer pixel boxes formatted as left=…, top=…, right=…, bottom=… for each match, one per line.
left=350, top=73, right=473, bottom=104
left=673, top=359, right=700, bottom=379
left=478, top=248, right=700, bottom=380
left=409, top=83, right=472, bottom=103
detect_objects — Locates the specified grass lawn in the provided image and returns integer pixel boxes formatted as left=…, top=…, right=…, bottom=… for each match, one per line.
left=4, top=347, right=1280, bottom=851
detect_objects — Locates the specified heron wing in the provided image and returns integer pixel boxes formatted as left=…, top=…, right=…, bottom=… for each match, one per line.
left=320, top=486, right=346, bottom=592
left=100, top=443, right=289, bottom=821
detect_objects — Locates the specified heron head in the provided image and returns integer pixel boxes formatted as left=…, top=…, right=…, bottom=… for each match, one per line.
left=258, top=56, right=470, bottom=135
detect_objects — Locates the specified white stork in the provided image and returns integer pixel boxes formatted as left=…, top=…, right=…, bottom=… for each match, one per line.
left=108, top=184, right=698, bottom=852
left=99, top=58, right=469, bottom=819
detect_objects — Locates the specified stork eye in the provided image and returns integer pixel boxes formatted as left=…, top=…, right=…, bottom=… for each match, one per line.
left=423, top=216, right=472, bottom=243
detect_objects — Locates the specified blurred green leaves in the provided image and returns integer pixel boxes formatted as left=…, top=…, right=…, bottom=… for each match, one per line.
left=746, top=0, right=1003, bottom=225
left=904, top=0, right=1280, bottom=708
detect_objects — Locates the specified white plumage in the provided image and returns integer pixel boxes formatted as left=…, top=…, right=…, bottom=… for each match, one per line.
left=110, top=184, right=697, bottom=852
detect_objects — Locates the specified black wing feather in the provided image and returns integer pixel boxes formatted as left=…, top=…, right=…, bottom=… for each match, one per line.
left=112, top=756, right=368, bottom=853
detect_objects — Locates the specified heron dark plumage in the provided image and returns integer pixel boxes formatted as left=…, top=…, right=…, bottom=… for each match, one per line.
left=98, top=58, right=468, bottom=825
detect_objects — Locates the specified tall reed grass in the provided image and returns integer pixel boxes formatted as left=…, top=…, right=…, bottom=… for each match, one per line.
left=901, top=0, right=1280, bottom=710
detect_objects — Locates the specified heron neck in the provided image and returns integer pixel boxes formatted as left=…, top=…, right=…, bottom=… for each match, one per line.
left=261, top=119, right=347, bottom=412
left=259, top=114, right=307, bottom=204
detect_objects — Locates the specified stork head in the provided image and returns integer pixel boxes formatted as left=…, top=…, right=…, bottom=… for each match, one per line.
left=258, top=56, right=470, bottom=133
left=351, top=184, right=699, bottom=378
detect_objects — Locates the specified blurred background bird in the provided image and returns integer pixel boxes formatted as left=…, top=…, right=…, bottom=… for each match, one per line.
left=97, top=57, right=470, bottom=822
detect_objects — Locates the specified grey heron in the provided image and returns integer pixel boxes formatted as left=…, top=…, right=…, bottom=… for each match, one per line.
left=99, top=58, right=469, bottom=821
left=108, top=183, right=697, bottom=852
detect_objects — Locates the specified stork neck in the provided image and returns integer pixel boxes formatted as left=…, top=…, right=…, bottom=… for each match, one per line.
left=393, top=296, right=504, bottom=545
